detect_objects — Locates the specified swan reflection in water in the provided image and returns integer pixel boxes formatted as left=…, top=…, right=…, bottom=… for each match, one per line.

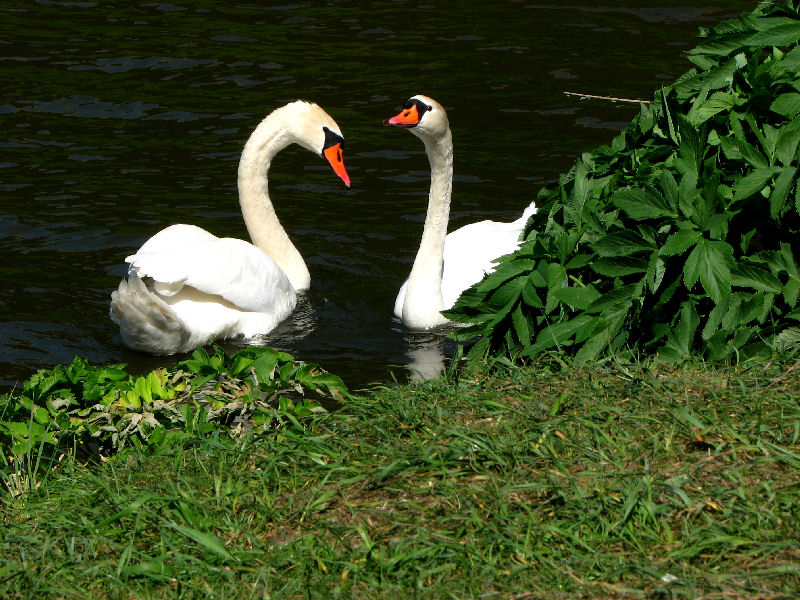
left=403, top=332, right=453, bottom=381
left=181, top=304, right=453, bottom=391
left=241, top=292, right=319, bottom=349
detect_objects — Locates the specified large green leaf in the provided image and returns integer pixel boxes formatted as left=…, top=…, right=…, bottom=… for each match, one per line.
left=733, top=166, right=782, bottom=202
left=552, top=285, right=602, bottom=310
left=770, top=166, right=798, bottom=218
left=744, top=22, right=800, bottom=47
left=688, top=91, right=740, bottom=126
left=488, top=277, right=527, bottom=309
left=510, top=304, right=532, bottom=346
left=660, top=229, right=702, bottom=257
left=777, top=45, right=800, bottom=72
left=661, top=301, right=700, bottom=361
left=574, top=305, right=630, bottom=363
left=528, top=314, right=595, bottom=354
left=585, top=284, right=640, bottom=314
left=731, top=263, right=784, bottom=293
left=521, top=279, right=544, bottom=308
left=593, top=257, right=649, bottom=277
left=480, top=258, right=537, bottom=288
left=774, top=118, right=800, bottom=165
left=719, top=135, right=769, bottom=168
left=683, top=239, right=734, bottom=303
left=701, top=55, right=744, bottom=91
left=591, top=229, right=654, bottom=257
left=646, top=251, right=667, bottom=293
left=771, top=93, right=800, bottom=119
left=611, top=187, right=677, bottom=220
left=690, top=34, right=751, bottom=58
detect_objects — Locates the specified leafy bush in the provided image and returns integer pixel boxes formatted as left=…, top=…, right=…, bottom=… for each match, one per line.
left=447, top=1, right=800, bottom=363
left=0, top=346, right=347, bottom=462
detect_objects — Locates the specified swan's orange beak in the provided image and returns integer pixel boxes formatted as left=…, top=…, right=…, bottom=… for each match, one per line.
left=383, top=103, right=421, bottom=128
left=324, top=142, right=350, bottom=188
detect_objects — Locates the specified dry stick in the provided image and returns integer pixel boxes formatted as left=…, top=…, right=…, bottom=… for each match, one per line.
left=565, top=91, right=650, bottom=104
left=769, top=357, right=800, bottom=385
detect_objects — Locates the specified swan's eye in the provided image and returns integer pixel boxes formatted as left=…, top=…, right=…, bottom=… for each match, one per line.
left=322, top=126, right=344, bottom=151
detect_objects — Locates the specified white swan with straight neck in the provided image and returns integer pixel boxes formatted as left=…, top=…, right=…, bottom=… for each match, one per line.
left=401, top=126, right=454, bottom=328
left=110, top=100, right=350, bottom=355
left=385, top=94, right=536, bottom=329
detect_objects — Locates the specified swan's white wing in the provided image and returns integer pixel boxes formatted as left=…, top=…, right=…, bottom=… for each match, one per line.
left=394, top=279, right=409, bottom=319
left=126, top=224, right=294, bottom=313
left=440, top=217, right=528, bottom=309
left=517, top=201, right=537, bottom=226
left=110, top=271, right=190, bottom=355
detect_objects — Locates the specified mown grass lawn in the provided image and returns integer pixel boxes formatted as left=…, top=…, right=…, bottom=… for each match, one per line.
left=2, top=357, right=799, bottom=599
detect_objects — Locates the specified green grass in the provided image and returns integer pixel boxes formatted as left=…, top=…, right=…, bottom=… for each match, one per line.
left=2, top=358, right=799, bottom=599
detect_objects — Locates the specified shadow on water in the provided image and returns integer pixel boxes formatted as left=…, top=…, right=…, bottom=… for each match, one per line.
left=0, top=1, right=754, bottom=392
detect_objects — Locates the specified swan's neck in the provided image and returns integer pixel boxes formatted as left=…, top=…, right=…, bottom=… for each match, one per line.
left=403, top=129, right=453, bottom=327
left=237, top=112, right=310, bottom=290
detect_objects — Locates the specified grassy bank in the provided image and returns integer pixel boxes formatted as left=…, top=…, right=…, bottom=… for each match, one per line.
left=1, top=358, right=799, bottom=599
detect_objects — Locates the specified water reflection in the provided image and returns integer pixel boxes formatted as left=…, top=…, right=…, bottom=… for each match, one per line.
left=403, top=333, right=449, bottom=382
left=245, top=294, right=319, bottom=348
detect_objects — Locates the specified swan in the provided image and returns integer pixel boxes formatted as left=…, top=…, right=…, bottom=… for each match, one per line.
left=383, top=94, right=536, bottom=329
left=110, top=100, right=350, bottom=355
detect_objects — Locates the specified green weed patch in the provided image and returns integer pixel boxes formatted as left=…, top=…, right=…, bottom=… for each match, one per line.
left=0, top=345, right=346, bottom=469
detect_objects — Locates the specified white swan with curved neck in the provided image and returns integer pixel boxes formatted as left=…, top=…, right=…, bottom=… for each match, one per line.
left=384, top=95, right=536, bottom=329
left=110, top=100, right=350, bottom=355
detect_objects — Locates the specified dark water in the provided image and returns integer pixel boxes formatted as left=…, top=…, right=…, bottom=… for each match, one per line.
left=1, top=1, right=754, bottom=391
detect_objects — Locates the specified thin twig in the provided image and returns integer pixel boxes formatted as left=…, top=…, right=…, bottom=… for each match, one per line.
left=768, top=358, right=800, bottom=385
left=565, top=91, right=650, bottom=104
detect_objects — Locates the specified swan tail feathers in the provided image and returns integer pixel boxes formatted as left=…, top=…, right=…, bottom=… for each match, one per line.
left=109, top=272, right=190, bottom=355
left=518, top=202, right=537, bottom=225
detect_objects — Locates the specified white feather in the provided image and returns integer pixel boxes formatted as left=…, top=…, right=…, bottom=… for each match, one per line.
left=126, top=224, right=294, bottom=314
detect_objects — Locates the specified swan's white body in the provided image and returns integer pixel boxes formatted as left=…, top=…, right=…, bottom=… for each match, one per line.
left=393, top=206, right=536, bottom=320
left=110, top=101, right=350, bottom=355
left=385, top=95, right=536, bottom=329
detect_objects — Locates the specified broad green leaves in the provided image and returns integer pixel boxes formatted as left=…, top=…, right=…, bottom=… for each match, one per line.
left=689, top=91, right=742, bottom=126
left=0, top=347, right=348, bottom=458
left=683, top=239, right=734, bottom=303
left=448, top=1, right=800, bottom=364
left=611, top=188, right=677, bottom=220
left=733, top=166, right=781, bottom=201
left=744, top=21, right=800, bottom=46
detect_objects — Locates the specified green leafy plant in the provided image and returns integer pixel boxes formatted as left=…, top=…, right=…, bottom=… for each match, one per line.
left=447, top=1, right=800, bottom=363
left=0, top=346, right=348, bottom=474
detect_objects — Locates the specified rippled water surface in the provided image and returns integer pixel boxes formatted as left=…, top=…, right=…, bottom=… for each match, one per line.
left=1, top=1, right=754, bottom=391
